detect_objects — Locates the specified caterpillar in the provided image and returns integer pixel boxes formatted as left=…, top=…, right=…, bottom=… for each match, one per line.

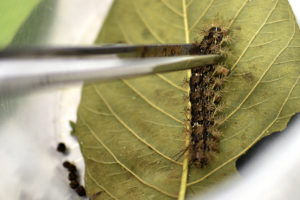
left=189, top=27, right=230, bottom=167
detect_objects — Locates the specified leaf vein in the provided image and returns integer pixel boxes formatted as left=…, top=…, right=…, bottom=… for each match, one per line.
left=189, top=0, right=214, bottom=31
left=121, top=79, right=184, bottom=124
left=261, top=73, right=289, bottom=83
left=187, top=20, right=299, bottom=187
left=156, top=74, right=188, bottom=92
left=87, top=169, right=119, bottom=200
left=188, top=75, right=300, bottom=186
left=220, top=1, right=287, bottom=125
left=161, top=0, right=184, bottom=16
left=117, top=23, right=132, bottom=44
left=250, top=39, right=280, bottom=48
left=93, top=85, right=183, bottom=165
left=182, top=0, right=190, bottom=43
left=160, top=16, right=185, bottom=30
left=230, top=0, right=279, bottom=70
left=83, top=105, right=112, bottom=116
left=277, top=113, right=297, bottom=120
left=87, top=157, right=118, bottom=165
left=81, top=116, right=178, bottom=198
left=221, top=122, right=253, bottom=143
left=179, top=1, right=190, bottom=200
left=228, top=0, right=249, bottom=28
left=241, top=98, right=270, bottom=110
left=187, top=0, right=194, bottom=8
left=133, top=0, right=165, bottom=43
left=289, top=96, right=300, bottom=100
left=274, top=59, right=300, bottom=65
left=266, top=18, right=290, bottom=25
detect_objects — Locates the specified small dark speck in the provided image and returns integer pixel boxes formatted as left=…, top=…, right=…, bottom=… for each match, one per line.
left=236, top=26, right=242, bottom=30
left=243, top=72, right=255, bottom=82
left=171, top=49, right=175, bottom=56
left=56, top=142, right=67, bottom=153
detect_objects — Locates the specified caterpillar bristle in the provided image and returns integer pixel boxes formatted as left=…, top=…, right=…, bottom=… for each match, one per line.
left=212, top=130, right=222, bottom=139
left=206, top=103, right=216, bottom=112
left=213, top=77, right=224, bottom=89
left=182, top=94, right=190, bottom=103
left=219, top=47, right=231, bottom=57
left=203, top=76, right=211, bottom=84
left=193, top=124, right=204, bottom=135
left=207, top=140, right=219, bottom=153
left=203, top=89, right=215, bottom=98
left=214, top=114, right=226, bottom=127
left=191, top=91, right=201, bottom=100
left=220, top=35, right=232, bottom=45
left=184, top=106, right=191, bottom=113
left=213, top=91, right=222, bottom=104
left=181, top=77, right=190, bottom=87
left=213, top=65, right=230, bottom=77
left=214, top=103, right=227, bottom=114
left=200, top=28, right=211, bottom=37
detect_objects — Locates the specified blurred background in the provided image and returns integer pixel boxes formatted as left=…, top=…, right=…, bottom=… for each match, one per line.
left=0, top=0, right=299, bottom=199
left=0, top=1, right=113, bottom=199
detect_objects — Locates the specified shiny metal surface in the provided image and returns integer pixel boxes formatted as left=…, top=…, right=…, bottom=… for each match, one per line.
left=0, top=42, right=221, bottom=94
left=0, top=54, right=219, bottom=94
left=0, top=43, right=202, bottom=58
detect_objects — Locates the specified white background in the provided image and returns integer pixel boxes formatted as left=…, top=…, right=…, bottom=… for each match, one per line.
left=0, top=1, right=299, bottom=199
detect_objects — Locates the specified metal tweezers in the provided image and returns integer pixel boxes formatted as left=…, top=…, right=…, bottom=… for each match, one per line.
left=0, top=44, right=221, bottom=94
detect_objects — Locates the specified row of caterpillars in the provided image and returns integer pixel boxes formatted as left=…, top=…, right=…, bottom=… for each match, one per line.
left=189, top=27, right=230, bottom=167
left=56, top=142, right=86, bottom=197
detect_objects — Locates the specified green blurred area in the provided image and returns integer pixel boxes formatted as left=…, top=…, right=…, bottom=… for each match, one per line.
left=0, top=0, right=41, bottom=47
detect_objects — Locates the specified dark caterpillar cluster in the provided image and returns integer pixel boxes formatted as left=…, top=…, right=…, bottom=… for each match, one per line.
left=189, top=27, right=230, bottom=167
left=62, top=161, right=86, bottom=197
left=56, top=142, right=86, bottom=197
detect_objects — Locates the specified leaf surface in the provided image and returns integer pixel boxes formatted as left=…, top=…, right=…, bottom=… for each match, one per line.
left=75, top=0, right=300, bottom=199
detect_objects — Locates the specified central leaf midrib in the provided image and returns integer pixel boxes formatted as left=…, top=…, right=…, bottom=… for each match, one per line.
left=178, top=1, right=190, bottom=200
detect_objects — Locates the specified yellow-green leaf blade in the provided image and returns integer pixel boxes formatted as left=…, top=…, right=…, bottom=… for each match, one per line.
left=75, top=0, right=300, bottom=199
left=186, top=0, right=300, bottom=194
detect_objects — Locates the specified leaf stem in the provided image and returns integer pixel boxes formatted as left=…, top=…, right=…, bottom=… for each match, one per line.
left=182, top=0, right=190, bottom=43
left=178, top=74, right=191, bottom=200
left=178, top=121, right=191, bottom=200
left=179, top=1, right=190, bottom=199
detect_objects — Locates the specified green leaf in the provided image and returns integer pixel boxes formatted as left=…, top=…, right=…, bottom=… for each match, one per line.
left=0, top=0, right=41, bottom=47
left=10, top=0, right=57, bottom=46
left=75, top=0, right=300, bottom=199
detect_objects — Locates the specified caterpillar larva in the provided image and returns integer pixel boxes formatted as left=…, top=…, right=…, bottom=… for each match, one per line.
left=188, top=26, right=230, bottom=167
